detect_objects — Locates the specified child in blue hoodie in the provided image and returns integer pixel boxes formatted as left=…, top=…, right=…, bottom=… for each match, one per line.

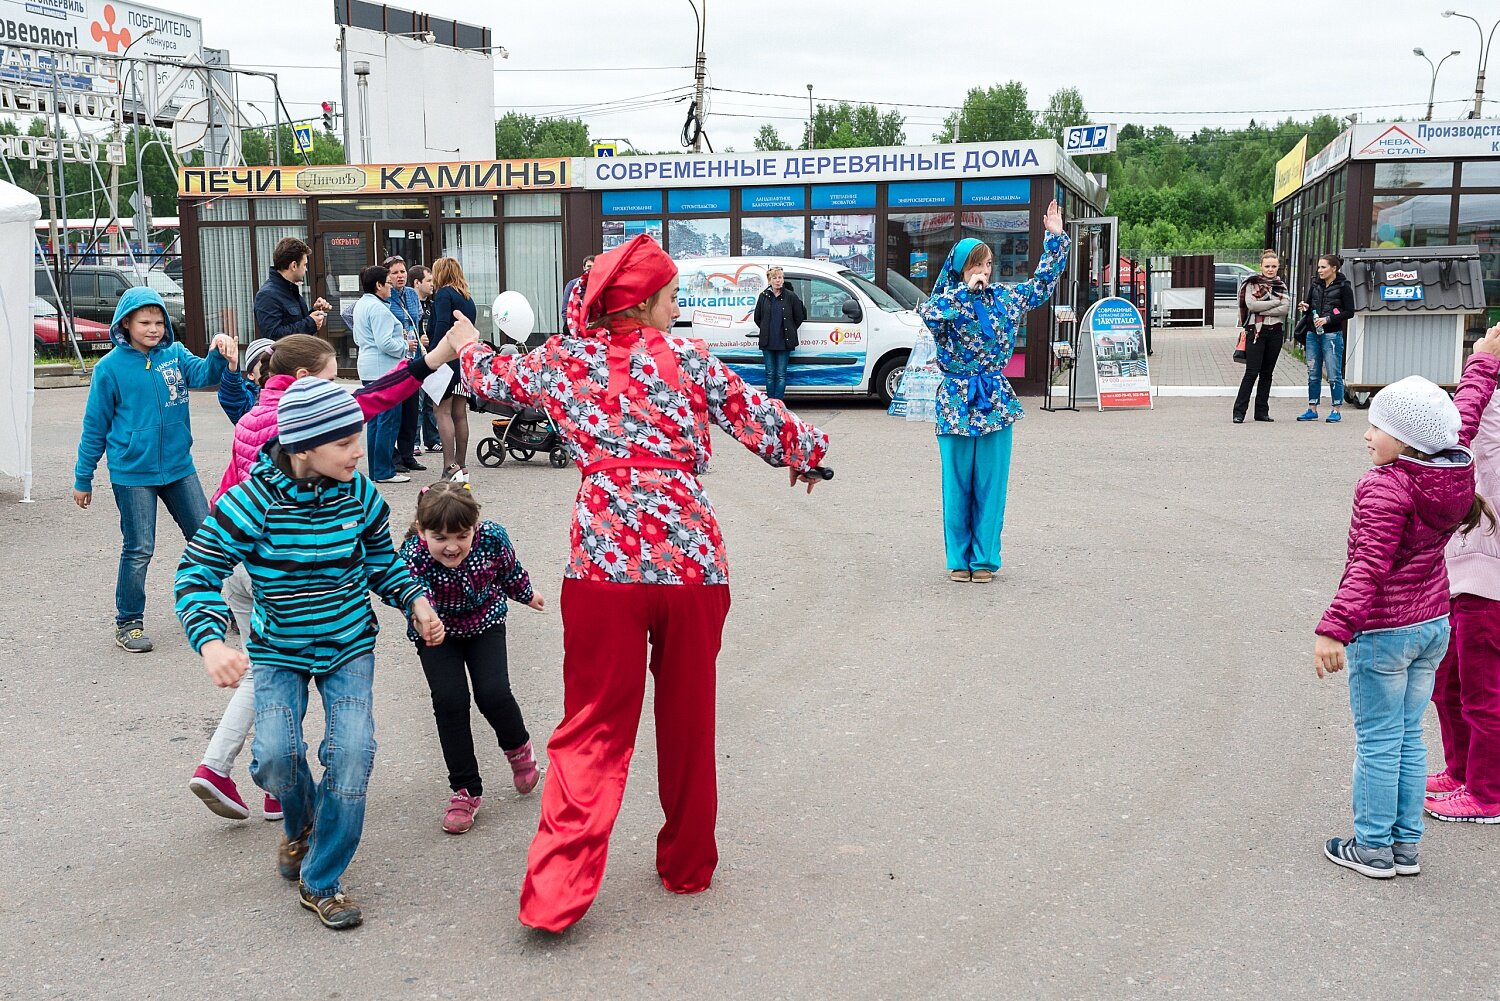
left=73, top=286, right=237, bottom=653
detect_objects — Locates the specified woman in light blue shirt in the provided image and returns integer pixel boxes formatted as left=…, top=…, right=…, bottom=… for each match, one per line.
left=352, top=264, right=409, bottom=482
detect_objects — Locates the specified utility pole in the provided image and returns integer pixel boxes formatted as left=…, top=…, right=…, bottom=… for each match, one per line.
left=806, top=84, right=815, bottom=150
left=687, top=1, right=707, bottom=152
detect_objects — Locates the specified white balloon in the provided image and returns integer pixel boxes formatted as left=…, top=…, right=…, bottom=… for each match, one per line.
left=492, top=290, right=535, bottom=341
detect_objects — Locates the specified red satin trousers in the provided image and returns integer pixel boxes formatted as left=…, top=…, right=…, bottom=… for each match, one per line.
left=519, top=578, right=731, bottom=931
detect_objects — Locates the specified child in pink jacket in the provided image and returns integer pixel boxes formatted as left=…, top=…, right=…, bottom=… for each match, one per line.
left=187, top=332, right=458, bottom=823
left=1430, top=330, right=1500, bottom=824
left=1314, top=324, right=1500, bottom=879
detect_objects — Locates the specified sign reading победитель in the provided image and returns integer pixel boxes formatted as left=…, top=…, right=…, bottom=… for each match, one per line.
left=1083, top=297, right=1153, bottom=411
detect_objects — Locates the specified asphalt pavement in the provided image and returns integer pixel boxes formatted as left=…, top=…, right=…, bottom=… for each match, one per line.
left=2, top=387, right=1497, bottom=1000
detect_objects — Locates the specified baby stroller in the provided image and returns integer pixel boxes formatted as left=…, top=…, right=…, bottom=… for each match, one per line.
left=473, top=400, right=570, bottom=469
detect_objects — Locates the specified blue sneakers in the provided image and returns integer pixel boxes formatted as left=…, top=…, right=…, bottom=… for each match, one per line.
left=1297, top=408, right=1319, bottom=421
left=1326, top=411, right=1342, bottom=424
left=1324, top=837, right=1395, bottom=879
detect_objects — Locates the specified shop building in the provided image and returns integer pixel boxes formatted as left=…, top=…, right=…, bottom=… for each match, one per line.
left=178, top=140, right=1108, bottom=387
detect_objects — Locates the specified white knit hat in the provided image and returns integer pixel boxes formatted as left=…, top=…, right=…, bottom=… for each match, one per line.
left=1369, top=376, right=1461, bottom=455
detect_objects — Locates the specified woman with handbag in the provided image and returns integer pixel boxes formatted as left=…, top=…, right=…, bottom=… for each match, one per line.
left=1232, top=250, right=1292, bottom=424
left=1296, top=253, right=1355, bottom=424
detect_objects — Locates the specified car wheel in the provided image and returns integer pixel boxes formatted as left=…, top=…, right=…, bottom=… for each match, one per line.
left=873, top=353, right=909, bottom=406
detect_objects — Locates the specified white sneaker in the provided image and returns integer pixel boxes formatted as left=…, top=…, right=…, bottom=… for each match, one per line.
left=375, top=473, right=412, bottom=484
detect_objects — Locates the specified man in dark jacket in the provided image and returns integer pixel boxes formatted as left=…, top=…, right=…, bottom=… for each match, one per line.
left=560, top=255, right=595, bottom=329
left=752, top=266, right=805, bottom=401
left=254, top=237, right=330, bottom=341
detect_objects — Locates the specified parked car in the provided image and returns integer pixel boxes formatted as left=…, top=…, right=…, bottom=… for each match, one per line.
left=161, top=257, right=183, bottom=283
left=32, top=296, right=113, bottom=352
left=1214, top=263, right=1257, bottom=299
left=34, top=264, right=188, bottom=334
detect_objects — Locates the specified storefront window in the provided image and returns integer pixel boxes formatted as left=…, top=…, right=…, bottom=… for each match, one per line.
left=199, top=227, right=253, bottom=341
left=253, top=225, right=307, bottom=292
left=811, top=214, right=875, bottom=280
left=443, top=221, right=499, bottom=333
left=1458, top=194, right=1500, bottom=311
left=887, top=212, right=955, bottom=293
left=740, top=216, right=804, bottom=256
left=667, top=217, right=730, bottom=259
left=961, top=211, right=1032, bottom=281
left=253, top=198, right=306, bottom=220
left=318, top=199, right=430, bottom=221
left=505, top=192, right=562, bottom=217
left=1461, top=162, right=1500, bottom=188
left=602, top=219, right=662, bottom=252
left=199, top=199, right=247, bottom=222
left=1372, top=193, right=1452, bottom=248
left=441, top=195, right=496, bottom=218
left=505, top=222, right=563, bottom=340
left=1374, top=161, right=1454, bottom=189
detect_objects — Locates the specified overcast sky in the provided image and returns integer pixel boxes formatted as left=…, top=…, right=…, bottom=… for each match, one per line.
left=178, top=0, right=1494, bottom=154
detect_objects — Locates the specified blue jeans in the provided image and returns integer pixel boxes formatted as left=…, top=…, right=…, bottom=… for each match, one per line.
left=762, top=349, right=790, bottom=401
left=110, top=475, right=209, bottom=626
left=251, top=654, right=378, bottom=898
left=1306, top=331, right=1345, bottom=407
left=1346, top=617, right=1449, bottom=847
left=362, top=380, right=400, bottom=480
left=419, top=392, right=442, bottom=448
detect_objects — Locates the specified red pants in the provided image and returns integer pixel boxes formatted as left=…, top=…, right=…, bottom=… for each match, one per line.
left=518, top=578, right=731, bottom=932
left=1435, top=594, right=1500, bottom=805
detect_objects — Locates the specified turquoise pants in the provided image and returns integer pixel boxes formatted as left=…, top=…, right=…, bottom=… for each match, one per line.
left=938, top=427, right=1014, bottom=572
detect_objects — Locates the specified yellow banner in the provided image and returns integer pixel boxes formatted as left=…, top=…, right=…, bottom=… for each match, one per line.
left=1272, top=136, right=1308, bottom=204
left=179, top=158, right=571, bottom=197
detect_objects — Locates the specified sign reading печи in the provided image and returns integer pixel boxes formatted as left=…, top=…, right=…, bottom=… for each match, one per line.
left=179, top=158, right=571, bottom=197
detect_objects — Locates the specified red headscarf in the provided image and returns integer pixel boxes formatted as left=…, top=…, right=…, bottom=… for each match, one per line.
left=571, top=234, right=683, bottom=404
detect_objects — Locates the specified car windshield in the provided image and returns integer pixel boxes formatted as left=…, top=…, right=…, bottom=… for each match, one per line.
left=143, top=270, right=183, bottom=295
left=839, top=270, right=903, bottom=312
left=31, top=296, right=57, bottom=317
left=882, top=269, right=925, bottom=310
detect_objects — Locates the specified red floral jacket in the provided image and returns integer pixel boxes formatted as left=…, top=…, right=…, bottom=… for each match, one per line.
left=459, top=330, right=828, bottom=585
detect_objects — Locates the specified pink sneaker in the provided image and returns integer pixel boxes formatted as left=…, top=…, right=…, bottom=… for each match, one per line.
left=263, top=795, right=283, bottom=821
left=505, top=740, right=540, bottom=795
left=1426, top=789, right=1500, bottom=823
left=188, top=765, right=250, bottom=820
left=1427, top=769, right=1464, bottom=795
left=442, top=790, right=481, bottom=834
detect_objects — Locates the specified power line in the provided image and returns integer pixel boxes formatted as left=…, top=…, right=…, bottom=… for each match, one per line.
left=230, top=62, right=691, bottom=74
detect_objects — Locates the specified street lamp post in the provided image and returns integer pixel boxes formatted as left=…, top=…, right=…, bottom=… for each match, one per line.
left=117, top=29, right=156, bottom=263
left=1443, top=9, right=1500, bottom=117
left=806, top=84, right=814, bottom=150
left=125, top=30, right=159, bottom=267
left=1414, top=47, right=1463, bottom=120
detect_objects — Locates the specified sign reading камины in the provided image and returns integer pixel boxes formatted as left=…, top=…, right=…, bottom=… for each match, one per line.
left=179, top=158, right=571, bottom=197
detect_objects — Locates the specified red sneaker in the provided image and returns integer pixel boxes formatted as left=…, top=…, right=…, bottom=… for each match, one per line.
left=442, top=790, right=481, bottom=834
left=505, top=740, right=540, bottom=795
left=1427, top=769, right=1464, bottom=796
left=188, top=765, right=250, bottom=820
left=263, top=794, right=284, bottom=821
left=1425, top=789, right=1500, bottom=824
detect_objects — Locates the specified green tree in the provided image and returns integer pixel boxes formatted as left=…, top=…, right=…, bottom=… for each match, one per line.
left=753, top=123, right=790, bottom=151
left=494, top=113, right=592, bottom=158
left=936, top=82, right=1038, bottom=143
left=804, top=102, right=904, bottom=149
left=1039, top=87, right=1089, bottom=137
left=241, top=125, right=346, bottom=170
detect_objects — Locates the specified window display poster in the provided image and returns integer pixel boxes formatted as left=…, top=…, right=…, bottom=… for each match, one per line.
left=812, top=214, right=876, bottom=280
left=602, top=219, right=662, bottom=251
left=667, top=217, right=731, bottom=259
left=909, top=252, right=928, bottom=279
left=1082, top=297, right=1152, bottom=410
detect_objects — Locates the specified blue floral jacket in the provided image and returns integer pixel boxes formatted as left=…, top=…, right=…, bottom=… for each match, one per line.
left=918, top=231, right=1070, bottom=436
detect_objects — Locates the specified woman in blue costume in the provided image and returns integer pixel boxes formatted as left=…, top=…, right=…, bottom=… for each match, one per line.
left=918, top=200, right=1069, bottom=583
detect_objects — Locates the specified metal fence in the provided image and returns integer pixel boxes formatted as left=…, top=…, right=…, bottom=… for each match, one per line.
left=1122, top=248, right=1264, bottom=267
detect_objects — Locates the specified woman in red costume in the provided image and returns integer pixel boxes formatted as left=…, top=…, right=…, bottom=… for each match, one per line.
left=443, top=234, right=830, bottom=931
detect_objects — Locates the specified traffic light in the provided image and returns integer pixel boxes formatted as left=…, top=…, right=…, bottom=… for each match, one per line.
left=321, top=101, right=335, bottom=132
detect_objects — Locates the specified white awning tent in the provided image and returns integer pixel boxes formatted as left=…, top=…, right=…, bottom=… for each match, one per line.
left=0, top=180, right=41, bottom=501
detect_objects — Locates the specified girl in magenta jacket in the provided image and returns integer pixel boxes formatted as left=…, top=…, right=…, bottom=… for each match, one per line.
left=1314, top=325, right=1500, bottom=879
left=187, top=333, right=458, bottom=824
left=1431, top=329, right=1500, bottom=824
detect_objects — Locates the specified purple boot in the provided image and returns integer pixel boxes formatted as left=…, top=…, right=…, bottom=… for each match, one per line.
left=505, top=740, right=540, bottom=794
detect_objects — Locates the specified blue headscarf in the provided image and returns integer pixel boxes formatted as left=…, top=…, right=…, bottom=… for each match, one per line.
left=928, top=238, right=1003, bottom=413
left=932, top=238, right=985, bottom=299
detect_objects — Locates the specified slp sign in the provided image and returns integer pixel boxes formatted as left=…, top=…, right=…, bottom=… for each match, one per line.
left=1063, top=124, right=1116, bottom=156
left=1380, top=285, right=1425, bottom=301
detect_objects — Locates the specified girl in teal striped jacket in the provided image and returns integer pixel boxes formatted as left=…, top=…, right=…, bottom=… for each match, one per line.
left=175, top=377, right=444, bottom=931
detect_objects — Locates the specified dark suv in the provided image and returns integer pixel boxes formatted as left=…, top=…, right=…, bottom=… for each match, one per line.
left=34, top=264, right=188, bottom=334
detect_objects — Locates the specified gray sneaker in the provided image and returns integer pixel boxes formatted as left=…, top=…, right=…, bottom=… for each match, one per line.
left=115, top=621, right=154, bottom=653
left=1324, top=837, right=1395, bottom=879
left=1392, top=842, right=1420, bottom=876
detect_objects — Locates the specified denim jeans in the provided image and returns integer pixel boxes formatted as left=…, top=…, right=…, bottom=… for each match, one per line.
left=1306, top=331, right=1345, bottom=406
left=1346, top=617, right=1448, bottom=847
left=362, top=380, right=400, bottom=480
left=762, top=349, right=790, bottom=400
left=110, top=475, right=209, bottom=626
left=250, top=653, right=377, bottom=898
left=419, top=393, right=442, bottom=448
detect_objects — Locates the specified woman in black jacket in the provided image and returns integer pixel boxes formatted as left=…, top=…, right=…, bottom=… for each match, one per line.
left=429, top=257, right=478, bottom=476
left=752, top=267, right=806, bottom=401
left=1296, top=253, right=1356, bottom=424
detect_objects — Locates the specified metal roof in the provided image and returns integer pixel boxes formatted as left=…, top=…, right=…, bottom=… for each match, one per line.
left=1341, top=245, right=1487, bottom=313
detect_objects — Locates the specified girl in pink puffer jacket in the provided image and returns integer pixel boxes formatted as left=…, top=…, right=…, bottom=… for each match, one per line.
left=187, top=332, right=458, bottom=824
left=1314, top=325, right=1500, bottom=880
